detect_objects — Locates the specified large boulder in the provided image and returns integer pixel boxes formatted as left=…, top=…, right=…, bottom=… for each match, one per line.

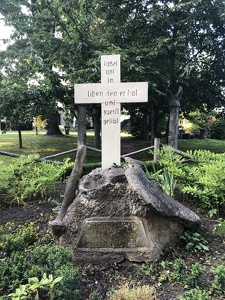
left=52, top=162, right=200, bottom=264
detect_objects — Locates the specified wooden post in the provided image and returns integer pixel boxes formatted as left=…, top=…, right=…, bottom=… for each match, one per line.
left=153, top=138, right=160, bottom=163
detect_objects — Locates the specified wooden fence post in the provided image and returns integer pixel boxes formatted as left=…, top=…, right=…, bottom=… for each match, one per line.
left=153, top=138, right=160, bottom=163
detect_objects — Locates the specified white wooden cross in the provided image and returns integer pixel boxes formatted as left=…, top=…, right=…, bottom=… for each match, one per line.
left=74, top=54, right=148, bottom=169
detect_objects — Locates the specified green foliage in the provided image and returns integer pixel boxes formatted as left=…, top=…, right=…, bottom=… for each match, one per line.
left=141, top=258, right=206, bottom=292
left=210, top=117, right=225, bottom=139
left=0, top=154, right=71, bottom=205
left=213, top=218, right=225, bottom=235
left=8, top=284, right=28, bottom=300
left=147, top=147, right=225, bottom=211
left=89, top=290, right=103, bottom=300
left=140, top=261, right=157, bottom=278
left=0, top=222, right=39, bottom=257
left=187, top=262, right=204, bottom=288
left=171, top=258, right=186, bottom=282
left=211, top=264, right=225, bottom=294
left=181, top=150, right=225, bottom=209
left=0, top=246, right=80, bottom=299
left=178, top=289, right=210, bottom=300
left=146, top=146, right=185, bottom=196
left=179, top=231, right=209, bottom=253
left=9, top=273, right=63, bottom=300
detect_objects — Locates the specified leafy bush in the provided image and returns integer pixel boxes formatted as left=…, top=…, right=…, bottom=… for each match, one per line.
left=209, top=117, right=225, bottom=139
left=213, top=218, right=225, bottom=234
left=178, top=289, right=210, bottom=300
left=147, top=147, right=225, bottom=211
left=179, top=231, right=209, bottom=253
left=181, top=150, right=225, bottom=210
left=0, top=222, right=39, bottom=257
left=0, top=154, right=72, bottom=205
left=211, top=264, right=225, bottom=295
left=0, top=222, right=80, bottom=299
left=146, top=146, right=185, bottom=196
left=8, top=273, right=63, bottom=300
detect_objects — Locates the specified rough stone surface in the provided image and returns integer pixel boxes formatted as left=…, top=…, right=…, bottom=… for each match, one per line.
left=55, top=164, right=201, bottom=264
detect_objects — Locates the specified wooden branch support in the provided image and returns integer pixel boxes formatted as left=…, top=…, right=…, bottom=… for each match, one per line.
left=0, top=151, right=20, bottom=157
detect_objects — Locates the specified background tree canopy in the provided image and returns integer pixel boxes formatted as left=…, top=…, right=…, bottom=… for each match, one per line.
left=0, top=0, right=224, bottom=140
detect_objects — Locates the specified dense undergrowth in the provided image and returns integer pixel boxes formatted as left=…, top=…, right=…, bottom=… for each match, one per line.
left=0, top=147, right=225, bottom=299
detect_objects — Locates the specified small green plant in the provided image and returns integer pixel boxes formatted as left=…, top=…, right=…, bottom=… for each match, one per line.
left=158, top=260, right=172, bottom=282
left=141, top=261, right=156, bottom=278
left=107, top=283, right=156, bottom=300
left=187, top=262, right=203, bottom=288
left=177, top=289, right=210, bottom=300
left=8, top=284, right=28, bottom=300
left=210, top=264, right=225, bottom=294
left=179, top=230, right=209, bottom=253
left=146, top=146, right=186, bottom=196
left=8, top=273, right=63, bottom=300
left=89, top=290, right=103, bottom=300
left=213, top=218, right=225, bottom=235
left=171, top=258, right=186, bottom=282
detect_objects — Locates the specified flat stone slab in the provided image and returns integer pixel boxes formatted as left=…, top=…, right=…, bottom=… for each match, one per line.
left=77, top=216, right=149, bottom=248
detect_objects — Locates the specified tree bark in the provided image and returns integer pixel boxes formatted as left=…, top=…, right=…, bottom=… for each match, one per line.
left=77, top=105, right=87, bottom=146
left=77, top=105, right=87, bottom=163
left=151, top=107, right=159, bottom=145
left=18, top=124, right=23, bottom=149
left=168, top=86, right=183, bottom=149
left=143, top=110, right=150, bottom=141
left=45, top=113, right=63, bottom=136
left=93, top=105, right=101, bottom=149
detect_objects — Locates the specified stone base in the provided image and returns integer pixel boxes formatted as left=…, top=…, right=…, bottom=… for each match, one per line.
left=75, top=247, right=160, bottom=265
left=74, top=215, right=183, bottom=264
left=55, top=166, right=200, bottom=264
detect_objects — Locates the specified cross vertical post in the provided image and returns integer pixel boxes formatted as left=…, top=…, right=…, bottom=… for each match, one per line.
left=101, top=55, right=121, bottom=168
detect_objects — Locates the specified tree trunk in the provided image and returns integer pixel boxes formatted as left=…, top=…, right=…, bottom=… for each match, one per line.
left=93, top=105, right=101, bottom=149
left=143, top=110, right=150, bottom=141
left=151, top=107, right=159, bottom=145
left=45, top=113, right=63, bottom=136
left=77, top=105, right=87, bottom=162
left=77, top=105, right=87, bottom=147
left=168, top=86, right=183, bottom=149
left=18, top=124, right=23, bottom=149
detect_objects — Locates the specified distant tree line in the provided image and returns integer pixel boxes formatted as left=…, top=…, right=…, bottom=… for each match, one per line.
left=0, top=0, right=224, bottom=146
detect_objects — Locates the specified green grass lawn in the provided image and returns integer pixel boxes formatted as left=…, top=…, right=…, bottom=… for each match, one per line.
left=1, top=129, right=225, bottom=165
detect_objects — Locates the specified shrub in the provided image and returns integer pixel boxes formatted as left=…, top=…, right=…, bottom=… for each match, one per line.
left=0, top=222, right=39, bottom=257
left=8, top=273, right=63, bottom=300
left=211, top=264, right=225, bottom=294
left=181, top=150, right=225, bottom=210
left=0, top=154, right=72, bottom=205
left=148, top=147, right=225, bottom=211
left=177, top=289, right=210, bottom=300
left=179, top=231, right=209, bottom=253
left=209, top=117, right=225, bottom=139
left=0, top=241, right=80, bottom=299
